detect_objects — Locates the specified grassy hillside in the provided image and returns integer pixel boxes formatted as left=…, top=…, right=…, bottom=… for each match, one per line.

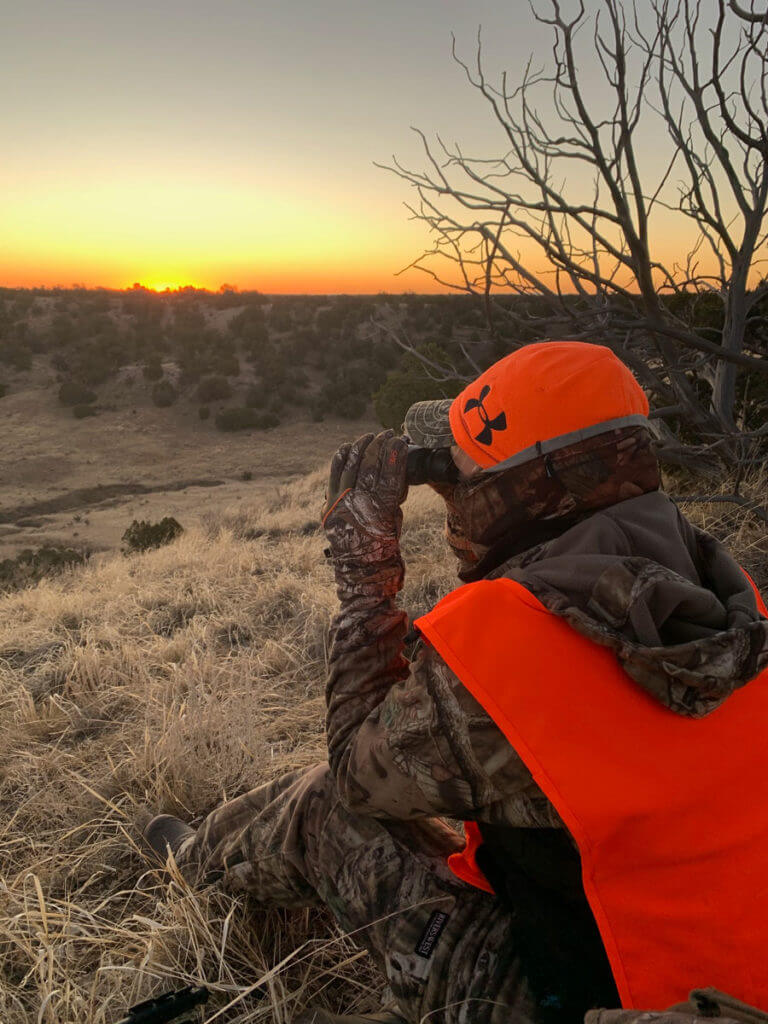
left=0, top=472, right=451, bottom=1024
left=0, top=470, right=765, bottom=1023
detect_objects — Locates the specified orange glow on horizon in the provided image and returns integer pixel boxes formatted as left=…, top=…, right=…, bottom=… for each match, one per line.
left=0, top=261, right=461, bottom=296
left=140, top=281, right=202, bottom=293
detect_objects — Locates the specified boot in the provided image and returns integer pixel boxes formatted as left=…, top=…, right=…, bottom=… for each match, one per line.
left=144, top=814, right=195, bottom=862
left=585, top=989, right=768, bottom=1024
left=294, top=1010, right=407, bottom=1024
left=689, top=990, right=768, bottom=1024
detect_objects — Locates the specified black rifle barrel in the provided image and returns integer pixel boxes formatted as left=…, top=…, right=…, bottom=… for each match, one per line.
left=116, top=985, right=209, bottom=1024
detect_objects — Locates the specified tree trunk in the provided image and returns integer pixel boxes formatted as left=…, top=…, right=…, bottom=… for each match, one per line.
left=712, top=257, right=750, bottom=429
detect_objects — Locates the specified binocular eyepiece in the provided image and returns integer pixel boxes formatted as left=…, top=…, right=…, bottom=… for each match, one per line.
left=405, top=445, right=461, bottom=487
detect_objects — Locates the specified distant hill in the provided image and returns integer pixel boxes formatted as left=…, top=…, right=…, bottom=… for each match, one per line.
left=0, top=287, right=503, bottom=433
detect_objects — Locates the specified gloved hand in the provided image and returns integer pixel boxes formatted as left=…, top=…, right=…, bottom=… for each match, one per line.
left=322, top=430, right=409, bottom=600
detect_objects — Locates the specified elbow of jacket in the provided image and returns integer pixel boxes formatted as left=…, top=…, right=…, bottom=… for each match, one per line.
left=331, top=756, right=394, bottom=818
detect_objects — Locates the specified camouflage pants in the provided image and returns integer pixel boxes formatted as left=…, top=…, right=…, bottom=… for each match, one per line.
left=177, top=763, right=534, bottom=1024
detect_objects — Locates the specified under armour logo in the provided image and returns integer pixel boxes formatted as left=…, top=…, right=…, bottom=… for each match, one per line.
left=464, top=385, right=507, bottom=446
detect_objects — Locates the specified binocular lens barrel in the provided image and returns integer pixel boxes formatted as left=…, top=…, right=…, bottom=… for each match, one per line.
left=405, top=446, right=460, bottom=486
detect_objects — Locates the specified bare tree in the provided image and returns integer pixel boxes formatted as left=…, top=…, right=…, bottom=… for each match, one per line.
left=380, top=0, right=768, bottom=474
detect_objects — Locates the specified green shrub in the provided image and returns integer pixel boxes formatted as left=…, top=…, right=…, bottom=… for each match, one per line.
left=72, top=404, right=97, bottom=419
left=215, top=352, right=240, bottom=377
left=121, top=517, right=183, bottom=553
left=142, top=357, right=163, bottom=381
left=0, top=339, right=32, bottom=371
left=214, top=408, right=280, bottom=432
left=245, top=383, right=268, bottom=408
left=259, top=411, right=281, bottom=429
left=151, top=379, right=177, bottom=407
left=313, top=384, right=367, bottom=421
left=0, top=545, right=88, bottom=593
left=179, top=363, right=202, bottom=388
left=58, top=380, right=97, bottom=406
left=374, top=346, right=462, bottom=430
left=335, top=392, right=367, bottom=419
left=198, top=405, right=211, bottom=420
left=196, top=376, right=232, bottom=402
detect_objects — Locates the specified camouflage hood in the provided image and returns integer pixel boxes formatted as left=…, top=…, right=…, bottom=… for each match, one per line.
left=489, top=491, right=768, bottom=718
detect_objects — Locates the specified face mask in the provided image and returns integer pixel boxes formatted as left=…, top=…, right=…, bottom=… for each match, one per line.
left=430, top=426, right=661, bottom=573
left=428, top=480, right=489, bottom=571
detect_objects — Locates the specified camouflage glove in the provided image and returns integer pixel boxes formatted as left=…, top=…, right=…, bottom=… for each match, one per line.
left=322, top=430, right=409, bottom=600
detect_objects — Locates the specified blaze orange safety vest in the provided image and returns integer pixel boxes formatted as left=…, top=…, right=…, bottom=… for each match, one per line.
left=415, top=576, right=768, bottom=1011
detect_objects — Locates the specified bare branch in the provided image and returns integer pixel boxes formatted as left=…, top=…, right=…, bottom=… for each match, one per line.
left=382, top=0, right=768, bottom=468
left=728, top=0, right=768, bottom=23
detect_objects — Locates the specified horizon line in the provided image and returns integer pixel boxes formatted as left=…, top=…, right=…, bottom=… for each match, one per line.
left=0, top=283, right=460, bottom=297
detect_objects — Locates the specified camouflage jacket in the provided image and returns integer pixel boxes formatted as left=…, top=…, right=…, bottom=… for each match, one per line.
left=325, top=490, right=768, bottom=826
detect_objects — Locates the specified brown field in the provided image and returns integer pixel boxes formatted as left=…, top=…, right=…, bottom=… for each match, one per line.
left=0, top=364, right=380, bottom=560
left=1, top=374, right=766, bottom=1022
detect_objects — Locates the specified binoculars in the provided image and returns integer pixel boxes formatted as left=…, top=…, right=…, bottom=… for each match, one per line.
left=405, top=445, right=460, bottom=486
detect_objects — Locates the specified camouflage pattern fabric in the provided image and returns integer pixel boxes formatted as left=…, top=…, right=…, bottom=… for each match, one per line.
left=500, top=492, right=768, bottom=717
left=586, top=1011, right=741, bottom=1024
left=168, top=423, right=768, bottom=1024
left=317, top=424, right=768, bottom=1017
left=327, top=630, right=560, bottom=827
left=321, top=430, right=409, bottom=603
left=585, top=987, right=768, bottom=1024
left=433, top=425, right=661, bottom=573
left=323, top=486, right=768, bottom=839
left=176, top=763, right=535, bottom=1024
left=321, top=430, right=558, bottom=827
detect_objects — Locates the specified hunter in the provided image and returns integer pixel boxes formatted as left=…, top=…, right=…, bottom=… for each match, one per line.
left=145, top=341, right=768, bottom=1024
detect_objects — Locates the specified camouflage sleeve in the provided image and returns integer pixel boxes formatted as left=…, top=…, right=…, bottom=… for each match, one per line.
left=325, top=588, right=411, bottom=788
left=321, top=430, right=555, bottom=826
left=326, top=599, right=556, bottom=826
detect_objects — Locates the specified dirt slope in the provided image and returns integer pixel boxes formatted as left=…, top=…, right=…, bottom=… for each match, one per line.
left=0, top=368, right=379, bottom=558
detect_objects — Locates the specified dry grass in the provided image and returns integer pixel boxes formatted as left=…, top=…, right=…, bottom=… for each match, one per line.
left=0, top=468, right=764, bottom=1023
left=0, top=471, right=449, bottom=1024
left=664, top=467, right=768, bottom=592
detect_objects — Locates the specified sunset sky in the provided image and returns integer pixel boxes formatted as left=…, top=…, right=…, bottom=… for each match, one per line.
left=0, top=0, right=557, bottom=293
left=0, top=1, right=750, bottom=294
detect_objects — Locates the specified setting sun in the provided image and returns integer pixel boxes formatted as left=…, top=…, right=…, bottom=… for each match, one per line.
left=141, top=281, right=196, bottom=293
